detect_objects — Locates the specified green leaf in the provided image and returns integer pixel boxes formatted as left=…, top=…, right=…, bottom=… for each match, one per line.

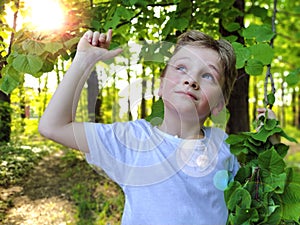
left=174, top=18, right=189, bottom=31
left=264, top=118, right=277, bottom=131
left=279, top=130, right=298, bottom=143
left=223, top=22, right=240, bottom=32
left=64, top=37, right=80, bottom=50
left=145, top=98, right=164, bottom=126
left=44, top=42, right=63, bottom=54
left=285, top=68, right=300, bottom=86
left=227, top=187, right=252, bottom=210
left=232, top=205, right=259, bottom=224
left=232, top=42, right=251, bottom=69
left=264, top=173, right=287, bottom=194
left=242, top=24, right=275, bottom=42
left=249, top=43, right=274, bottom=65
left=22, top=39, right=45, bottom=56
left=252, top=126, right=282, bottom=142
left=281, top=182, right=300, bottom=221
left=115, top=6, right=135, bottom=20
left=0, top=66, right=22, bottom=94
left=41, top=60, right=55, bottom=73
left=226, top=133, right=247, bottom=145
left=249, top=6, right=268, bottom=20
left=258, top=148, right=285, bottom=175
left=266, top=93, right=275, bottom=106
left=245, top=59, right=264, bottom=76
left=12, top=54, right=43, bottom=75
left=104, top=15, right=121, bottom=30
left=275, top=143, right=289, bottom=158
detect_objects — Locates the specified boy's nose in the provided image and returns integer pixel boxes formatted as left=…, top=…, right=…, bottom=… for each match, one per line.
left=184, top=80, right=200, bottom=90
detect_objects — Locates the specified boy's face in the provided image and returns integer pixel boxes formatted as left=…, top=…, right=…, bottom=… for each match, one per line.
left=158, top=45, right=225, bottom=122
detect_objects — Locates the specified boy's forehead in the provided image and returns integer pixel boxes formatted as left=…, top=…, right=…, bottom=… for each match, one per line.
left=171, top=46, right=222, bottom=67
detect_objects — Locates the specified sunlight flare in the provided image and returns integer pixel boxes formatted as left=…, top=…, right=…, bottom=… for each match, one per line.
left=25, top=0, right=65, bottom=31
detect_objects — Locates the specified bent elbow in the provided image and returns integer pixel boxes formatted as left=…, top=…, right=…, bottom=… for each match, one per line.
left=38, top=119, right=54, bottom=139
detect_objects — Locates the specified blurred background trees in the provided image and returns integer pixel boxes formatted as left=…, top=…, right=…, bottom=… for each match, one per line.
left=0, top=0, right=299, bottom=143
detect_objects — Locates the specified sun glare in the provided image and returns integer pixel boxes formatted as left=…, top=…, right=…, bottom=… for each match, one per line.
left=25, top=0, right=65, bottom=31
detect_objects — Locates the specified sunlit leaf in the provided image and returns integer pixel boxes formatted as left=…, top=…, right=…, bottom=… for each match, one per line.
left=0, top=66, right=22, bottom=94
left=22, top=39, right=45, bottom=56
left=12, top=54, right=43, bottom=75
left=45, top=42, right=63, bottom=54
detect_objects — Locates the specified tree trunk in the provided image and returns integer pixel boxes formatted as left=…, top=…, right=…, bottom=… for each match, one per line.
left=252, top=76, right=258, bottom=122
left=297, top=90, right=300, bottom=129
left=291, top=88, right=296, bottom=127
left=219, top=0, right=250, bottom=134
left=140, top=66, right=147, bottom=118
left=226, top=71, right=250, bottom=133
left=87, top=69, right=99, bottom=122
left=0, top=91, right=11, bottom=143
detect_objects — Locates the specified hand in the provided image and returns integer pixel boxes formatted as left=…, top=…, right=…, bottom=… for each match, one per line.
left=257, top=108, right=280, bottom=144
left=77, top=29, right=122, bottom=62
left=257, top=108, right=276, bottom=121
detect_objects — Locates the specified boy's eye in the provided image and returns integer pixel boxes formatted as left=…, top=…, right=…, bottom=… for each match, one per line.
left=176, top=66, right=187, bottom=72
left=202, top=73, right=214, bottom=81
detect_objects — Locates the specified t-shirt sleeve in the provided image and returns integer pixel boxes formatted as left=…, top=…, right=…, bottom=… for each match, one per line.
left=84, top=122, right=124, bottom=182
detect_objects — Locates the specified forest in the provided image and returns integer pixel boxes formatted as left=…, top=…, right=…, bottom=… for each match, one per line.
left=0, top=0, right=299, bottom=224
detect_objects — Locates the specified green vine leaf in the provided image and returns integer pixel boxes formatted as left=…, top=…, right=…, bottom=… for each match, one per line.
left=249, top=43, right=274, bottom=65
left=281, top=182, right=300, bottom=221
left=145, top=98, right=164, bottom=126
left=12, top=54, right=43, bottom=76
left=232, top=42, right=251, bottom=69
left=285, top=68, right=300, bottom=86
left=258, top=148, right=286, bottom=175
left=45, top=42, right=64, bottom=54
left=242, top=24, right=275, bottom=42
left=22, top=39, right=45, bottom=56
left=0, top=65, right=22, bottom=94
left=245, top=59, right=264, bottom=76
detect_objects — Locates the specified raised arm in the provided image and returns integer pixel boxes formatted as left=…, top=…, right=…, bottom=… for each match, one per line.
left=38, top=29, right=122, bottom=152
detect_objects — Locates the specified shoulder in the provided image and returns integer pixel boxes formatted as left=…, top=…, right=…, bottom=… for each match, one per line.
left=85, top=119, right=153, bottom=138
left=205, top=127, right=228, bottom=142
left=204, top=126, right=231, bottom=153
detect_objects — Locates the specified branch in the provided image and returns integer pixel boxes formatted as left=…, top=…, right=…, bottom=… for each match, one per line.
left=264, top=0, right=277, bottom=108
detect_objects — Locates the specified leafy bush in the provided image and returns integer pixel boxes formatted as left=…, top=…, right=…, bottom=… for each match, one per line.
left=0, top=143, right=48, bottom=187
left=225, top=114, right=300, bottom=224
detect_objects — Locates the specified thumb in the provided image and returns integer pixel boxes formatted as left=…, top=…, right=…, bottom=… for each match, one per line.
left=100, top=48, right=123, bottom=61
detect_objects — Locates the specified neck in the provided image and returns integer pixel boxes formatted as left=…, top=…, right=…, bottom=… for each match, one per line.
left=158, top=112, right=204, bottom=139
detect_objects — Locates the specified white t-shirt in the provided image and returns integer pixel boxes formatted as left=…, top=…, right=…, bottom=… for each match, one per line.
left=84, top=119, right=239, bottom=225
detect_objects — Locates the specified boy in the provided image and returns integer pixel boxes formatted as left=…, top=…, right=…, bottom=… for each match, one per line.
left=39, top=29, right=240, bottom=225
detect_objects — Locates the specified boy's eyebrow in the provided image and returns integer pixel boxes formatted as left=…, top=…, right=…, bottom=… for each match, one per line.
left=208, top=64, right=221, bottom=77
left=174, top=57, right=221, bottom=75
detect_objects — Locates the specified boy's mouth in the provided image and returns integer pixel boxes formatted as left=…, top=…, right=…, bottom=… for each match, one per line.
left=176, top=91, right=198, bottom=101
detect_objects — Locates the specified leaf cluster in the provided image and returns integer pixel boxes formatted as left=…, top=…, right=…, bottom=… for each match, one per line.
left=225, top=114, right=300, bottom=224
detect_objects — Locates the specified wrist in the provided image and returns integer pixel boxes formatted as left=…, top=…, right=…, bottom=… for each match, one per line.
left=73, top=51, right=98, bottom=69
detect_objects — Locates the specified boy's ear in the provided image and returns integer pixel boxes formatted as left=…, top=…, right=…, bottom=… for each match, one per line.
left=211, top=100, right=225, bottom=116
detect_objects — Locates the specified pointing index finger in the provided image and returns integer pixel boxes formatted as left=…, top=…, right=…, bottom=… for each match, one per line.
left=106, top=29, right=113, bottom=44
